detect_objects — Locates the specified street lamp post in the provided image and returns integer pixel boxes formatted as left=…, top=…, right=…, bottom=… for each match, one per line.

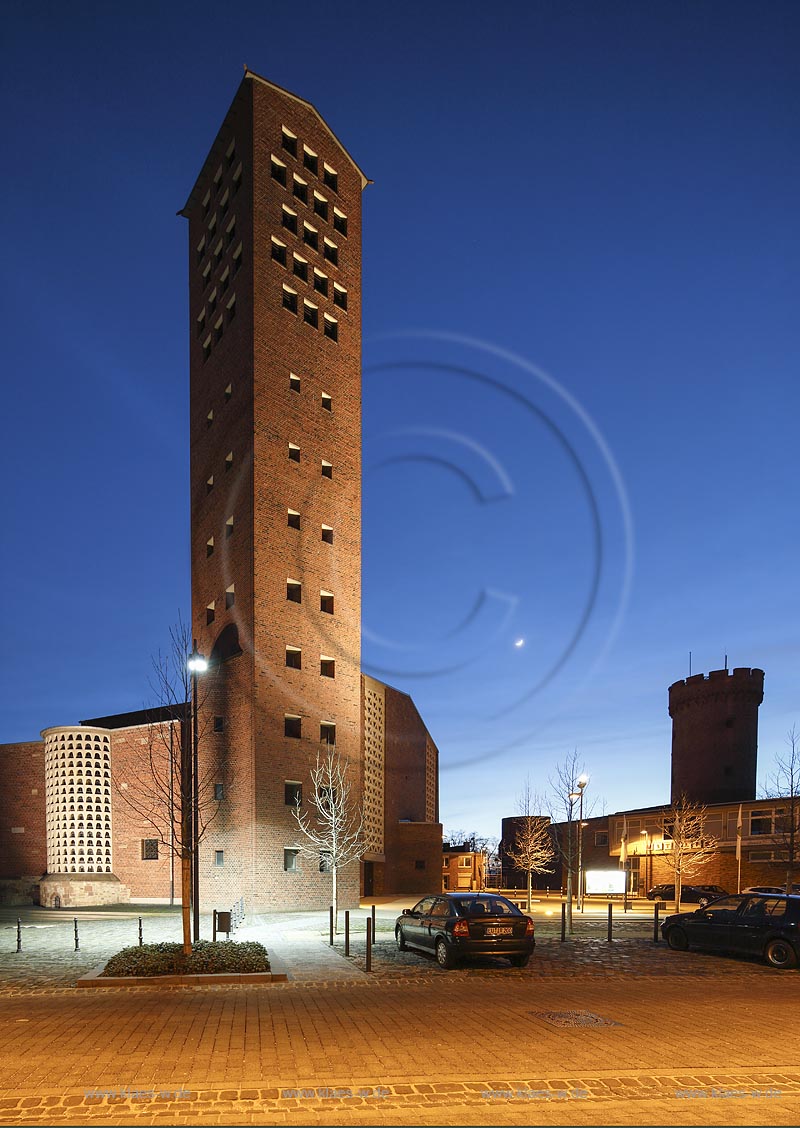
left=640, top=829, right=650, bottom=895
left=576, top=774, right=589, bottom=912
left=187, top=642, right=208, bottom=944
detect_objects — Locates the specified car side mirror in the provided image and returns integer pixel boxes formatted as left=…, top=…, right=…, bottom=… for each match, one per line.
left=402, top=908, right=412, bottom=916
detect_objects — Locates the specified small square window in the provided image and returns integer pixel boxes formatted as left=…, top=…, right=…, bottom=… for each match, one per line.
left=313, top=193, right=328, bottom=220
left=293, top=255, right=308, bottom=282
left=323, top=164, right=338, bottom=192
left=224, top=383, right=232, bottom=401
left=321, top=392, right=332, bottom=411
left=323, top=316, right=338, bottom=341
left=206, top=601, right=216, bottom=625
left=206, top=410, right=214, bottom=428
left=333, top=209, right=347, bottom=236
left=319, top=851, right=333, bottom=873
left=225, top=584, right=235, bottom=609
left=303, top=147, right=318, bottom=175
left=285, top=714, right=302, bottom=738
left=141, top=839, right=159, bottom=861
left=323, top=239, right=338, bottom=266
left=271, top=238, right=287, bottom=266
left=284, top=848, right=300, bottom=872
left=320, top=656, right=335, bottom=678
left=293, top=176, right=308, bottom=204
left=213, top=716, right=225, bottom=733
left=287, top=508, right=300, bottom=530
left=287, top=580, right=302, bottom=603
left=320, top=591, right=334, bottom=614
left=320, top=722, right=336, bottom=745
left=285, top=646, right=302, bottom=669
left=214, top=783, right=225, bottom=800
left=313, top=270, right=328, bottom=296
left=303, top=301, right=318, bottom=328
left=303, top=223, right=318, bottom=250
left=333, top=284, right=347, bottom=310
left=214, top=850, right=224, bottom=867
left=289, top=372, right=300, bottom=393
left=321, top=524, right=333, bottom=544
left=206, top=536, right=214, bottom=558
left=285, top=781, right=302, bottom=806
left=288, top=442, right=300, bottom=463
left=282, top=286, right=298, bottom=314
left=226, top=516, right=234, bottom=538
left=282, top=128, right=297, bottom=157
left=321, top=460, right=332, bottom=479
left=206, top=475, right=214, bottom=494
left=282, top=207, right=298, bottom=234
left=225, top=451, right=233, bottom=472
left=271, top=157, right=287, bottom=186
left=214, top=317, right=223, bottom=344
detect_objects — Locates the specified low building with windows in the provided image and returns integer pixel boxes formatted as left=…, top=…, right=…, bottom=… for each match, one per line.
left=442, top=844, right=486, bottom=892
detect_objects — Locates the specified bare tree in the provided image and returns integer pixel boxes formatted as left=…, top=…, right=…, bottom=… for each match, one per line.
left=661, top=794, right=718, bottom=912
left=762, top=726, right=800, bottom=893
left=292, top=746, right=364, bottom=933
left=505, top=777, right=555, bottom=910
left=114, top=616, right=223, bottom=954
left=548, top=750, right=590, bottom=934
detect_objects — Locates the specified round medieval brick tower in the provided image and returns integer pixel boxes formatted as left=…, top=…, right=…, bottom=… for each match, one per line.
left=668, top=667, right=764, bottom=805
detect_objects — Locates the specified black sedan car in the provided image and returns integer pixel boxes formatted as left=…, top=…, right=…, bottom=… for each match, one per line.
left=647, top=883, right=728, bottom=906
left=661, top=893, right=800, bottom=969
left=395, top=893, right=535, bottom=969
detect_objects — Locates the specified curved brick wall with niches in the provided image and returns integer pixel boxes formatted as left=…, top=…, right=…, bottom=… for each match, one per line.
left=43, top=726, right=113, bottom=875
left=668, top=667, right=764, bottom=806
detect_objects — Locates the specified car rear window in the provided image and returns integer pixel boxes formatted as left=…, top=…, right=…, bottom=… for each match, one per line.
left=452, top=898, right=522, bottom=917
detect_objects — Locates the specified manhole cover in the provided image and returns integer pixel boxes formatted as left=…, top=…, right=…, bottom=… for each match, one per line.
left=531, top=1010, right=620, bottom=1028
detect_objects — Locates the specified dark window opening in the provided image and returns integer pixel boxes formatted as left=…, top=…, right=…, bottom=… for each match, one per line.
left=287, top=581, right=302, bottom=603
left=271, top=159, right=287, bottom=186
left=285, top=647, right=301, bottom=669
left=282, top=130, right=297, bottom=157
left=214, top=783, right=225, bottom=801
left=304, top=149, right=318, bottom=175
left=285, top=782, right=302, bottom=806
left=333, top=286, right=347, bottom=310
left=214, top=850, right=224, bottom=866
left=320, top=592, right=334, bottom=614
left=333, top=211, right=347, bottom=236
left=324, top=317, right=338, bottom=341
left=323, top=241, right=338, bottom=266
left=288, top=443, right=300, bottom=462
left=313, top=271, right=328, bottom=296
left=320, top=657, right=335, bottom=678
left=293, top=256, right=308, bottom=282
left=320, top=723, right=336, bottom=745
left=293, top=178, right=308, bottom=204
left=313, top=195, right=328, bottom=220
left=282, top=208, right=298, bottom=234
left=285, top=714, right=302, bottom=739
left=213, top=716, right=225, bottom=733
left=282, top=288, right=298, bottom=313
left=323, top=166, right=338, bottom=192
left=321, top=461, right=332, bottom=479
left=303, top=225, right=318, bottom=250
left=287, top=509, right=300, bottom=529
left=272, top=240, right=287, bottom=265
left=304, top=303, right=318, bottom=328
left=141, top=839, right=159, bottom=861
left=321, top=525, right=333, bottom=544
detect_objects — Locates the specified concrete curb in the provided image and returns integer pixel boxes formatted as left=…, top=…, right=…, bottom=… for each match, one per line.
left=76, top=963, right=288, bottom=988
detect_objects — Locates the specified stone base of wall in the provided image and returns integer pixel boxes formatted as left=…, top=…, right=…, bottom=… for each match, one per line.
left=0, top=878, right=40, bottom=906
left=39, top=873, right=131, bottom=908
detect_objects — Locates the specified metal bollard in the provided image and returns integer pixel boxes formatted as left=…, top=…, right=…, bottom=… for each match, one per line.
left=138, top=917, right=143, bottom=946
left=560, top=902, right=566, bottom=942
left=74, top=918, right=80, bottom=952
left=329, top=905, right=334, bottom=946
left=653, top=903, right=660, bottom=943
left=607, top=903, right=613, bottom=942
left=371, top=903, right=376, bottom=941
left=16, top=918, right=21, bottom=953
left=365, top=917, right=372, bottom=972
left=344, top=910, right=350, bottom=957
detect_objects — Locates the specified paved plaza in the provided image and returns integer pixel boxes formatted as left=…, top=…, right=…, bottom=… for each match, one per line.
left=1, top=902, right=800, bottom=1125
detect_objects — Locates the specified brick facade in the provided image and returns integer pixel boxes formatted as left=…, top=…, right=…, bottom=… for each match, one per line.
left=0, top=741, right=46, bottom=883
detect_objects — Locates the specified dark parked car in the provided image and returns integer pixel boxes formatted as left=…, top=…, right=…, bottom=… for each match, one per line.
left=647, top=883, right=728, bottom=906
left=395, top=893, right=535, bottom=969
left=661, top=893, right=800, bottom=969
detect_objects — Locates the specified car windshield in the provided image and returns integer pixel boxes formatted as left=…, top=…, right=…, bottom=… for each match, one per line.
left=452, top=897, right=521, bottom=917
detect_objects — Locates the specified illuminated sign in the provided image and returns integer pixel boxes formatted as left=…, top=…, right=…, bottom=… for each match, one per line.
left=585, top=870, right=626, bottom=895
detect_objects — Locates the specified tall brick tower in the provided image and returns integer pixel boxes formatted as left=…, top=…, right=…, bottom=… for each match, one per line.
left=180, top=71, right=367, bottom=911
left=668, top=667, right=764, bottom=805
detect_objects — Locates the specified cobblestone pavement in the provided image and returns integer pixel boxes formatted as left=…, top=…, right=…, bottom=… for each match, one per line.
left=1, top=906, right=800, bottom=1124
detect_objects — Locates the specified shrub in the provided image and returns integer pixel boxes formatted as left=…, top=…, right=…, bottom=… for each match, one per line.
left=101, top=940, right=270, bottom=977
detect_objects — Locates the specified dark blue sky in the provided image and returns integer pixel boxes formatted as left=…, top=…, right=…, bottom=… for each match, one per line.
left=3, top=1, right=798, bottom=834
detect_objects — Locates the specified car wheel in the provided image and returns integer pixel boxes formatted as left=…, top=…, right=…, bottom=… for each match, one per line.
left=765, top=938, right=798, bottom=970
left=435, top=938, right=455, bottom=969
left=666, top=926, right=689, bottom=951
left=509, top=955, right=530, bottom=968
left=395, top=926, right=407, bottom=952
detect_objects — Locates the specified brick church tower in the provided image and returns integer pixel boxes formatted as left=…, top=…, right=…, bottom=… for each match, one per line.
left=180, top=71, right=367, bottom=910
left=668, top=667, right=764, bottom=806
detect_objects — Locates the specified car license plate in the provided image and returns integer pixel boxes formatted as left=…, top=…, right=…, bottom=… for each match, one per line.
left=486, top=926, right=512, bottom=936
